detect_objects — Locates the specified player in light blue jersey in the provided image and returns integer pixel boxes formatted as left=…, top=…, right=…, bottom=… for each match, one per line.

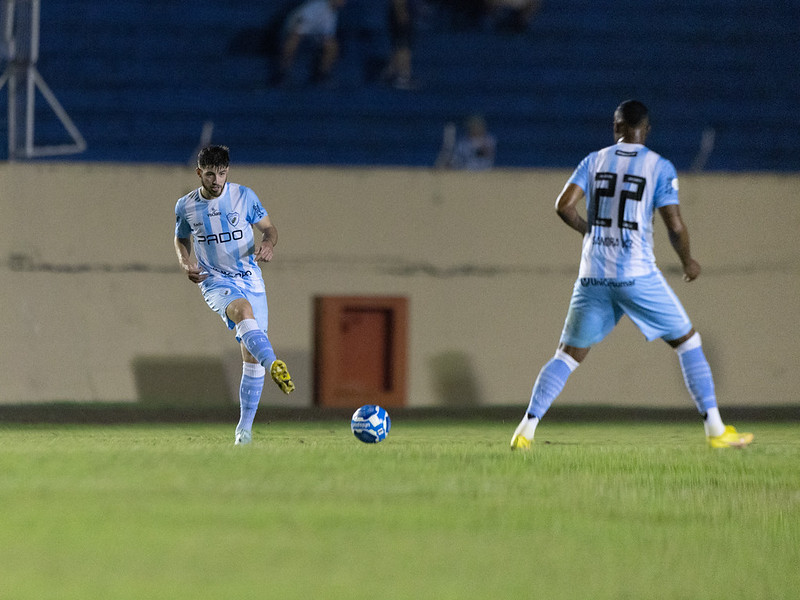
left=175, top=145, right=295, bottom=446
left=511, top=101, right=753, bottom=450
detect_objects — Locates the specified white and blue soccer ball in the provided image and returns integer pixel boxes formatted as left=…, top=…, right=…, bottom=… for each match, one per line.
left=350, top=404, right=391, bottom=444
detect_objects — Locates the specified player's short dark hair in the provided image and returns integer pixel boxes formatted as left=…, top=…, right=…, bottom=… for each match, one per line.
left=615, top=100, right=649, bottom=127
left=197, top=145, right=230, bottom=169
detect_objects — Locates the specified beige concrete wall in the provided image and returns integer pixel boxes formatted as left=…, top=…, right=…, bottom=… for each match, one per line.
left=1, top=163, right=797, bottom=409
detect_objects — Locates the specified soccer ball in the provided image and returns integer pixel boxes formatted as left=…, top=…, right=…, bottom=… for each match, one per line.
left=350, top=404, right=391, bottom=444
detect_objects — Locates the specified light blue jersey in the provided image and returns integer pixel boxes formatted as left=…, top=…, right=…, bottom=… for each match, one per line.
left=175, top=182, right=268, bottom=294
left=568, top=142, right=679, bottom=279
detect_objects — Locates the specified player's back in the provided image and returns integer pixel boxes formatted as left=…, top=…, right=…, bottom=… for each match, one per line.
left=570, top=142, right=679, bottom=279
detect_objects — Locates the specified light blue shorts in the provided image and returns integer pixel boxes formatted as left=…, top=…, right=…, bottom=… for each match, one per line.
left=200, top=277, right=269, bottom=338
left=559, top=270, right=692, bottom=348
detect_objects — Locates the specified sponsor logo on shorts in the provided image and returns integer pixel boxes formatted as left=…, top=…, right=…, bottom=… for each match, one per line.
left=580, top=278, right=635, bottom=287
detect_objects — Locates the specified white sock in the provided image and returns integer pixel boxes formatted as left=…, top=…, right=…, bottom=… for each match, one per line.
left=704, top=406, right=725, bottom=437
left=513, top=413, right=539, bottom=441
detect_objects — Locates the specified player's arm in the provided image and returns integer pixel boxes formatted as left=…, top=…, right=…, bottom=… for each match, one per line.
left=658, top=204, right=701, bottom=282
left=253, top=215, right=278, bottom=263
left=174, top=235, right=208, bottom=283
left=555, top=182, right=589, bottom=235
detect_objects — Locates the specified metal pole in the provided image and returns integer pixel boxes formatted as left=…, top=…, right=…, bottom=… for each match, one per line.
left=24, top=0, right=38, bottom=157
left=1, top=0, right=17, bottom=158
left=1, top=0, right=85, bottom=159
left=7, top=62, right=16, bottom=159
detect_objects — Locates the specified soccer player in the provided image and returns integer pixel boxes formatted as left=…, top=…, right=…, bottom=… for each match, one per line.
left=174, top=145, right=295, bottom=446
left=510, top=100, right=753, bottom=450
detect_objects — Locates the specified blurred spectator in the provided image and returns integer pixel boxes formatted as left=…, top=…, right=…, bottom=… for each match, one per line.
left=436, top=114, right=497, bottom=170
left=380, top=0, right=417, bottom=89
left=272, top=0, right=347, bottom=86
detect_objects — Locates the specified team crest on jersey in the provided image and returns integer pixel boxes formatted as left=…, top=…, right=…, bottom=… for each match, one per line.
left=227, top=212, right=240, bottom=226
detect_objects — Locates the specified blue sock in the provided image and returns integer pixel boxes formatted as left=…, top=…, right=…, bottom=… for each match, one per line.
left=526, top=350, right=579, bottom=419
left=675, top=334, right=717, bottom=414
left=236, top=362, right=265, bottom=433
left=236, top=319, right=277, bottom=368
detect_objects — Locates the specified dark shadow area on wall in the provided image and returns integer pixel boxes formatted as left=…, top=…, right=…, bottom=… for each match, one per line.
left=429, top=350, right=483, bottom=407
left=133, top=356, right=235, bottom=407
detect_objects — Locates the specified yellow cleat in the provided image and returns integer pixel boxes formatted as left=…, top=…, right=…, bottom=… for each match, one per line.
left=707, top=425, right=754, bottom=449
left=270, top=359, right=295, bottom=394
left=510, top=434, right=532, bottom=451
left=510, top=414, right=537, bottom=451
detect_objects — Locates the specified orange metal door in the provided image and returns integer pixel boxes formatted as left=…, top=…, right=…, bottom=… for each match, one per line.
left=314, top=296, right=408, bottom=408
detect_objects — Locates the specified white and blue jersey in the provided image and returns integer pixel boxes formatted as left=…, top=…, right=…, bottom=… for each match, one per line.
left=560, top=142, right=691, bottom=346
left=175, top=182, right=267, bottom=294
left=568, top=142, right=679, bottom=279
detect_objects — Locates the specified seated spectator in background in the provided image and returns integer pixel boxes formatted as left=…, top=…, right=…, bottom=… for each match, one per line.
left=380, top=0, right=417, bottom=89
left=436, top=114, right=497, bottom=170
left=273, top=0, right=346, bottom=86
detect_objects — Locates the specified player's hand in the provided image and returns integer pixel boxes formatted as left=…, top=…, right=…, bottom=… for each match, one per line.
left=682, top=259, right=701, bottom=282
left=181, top=261, right=208, bottom=283
left=255, top=241, right=274, bottom=263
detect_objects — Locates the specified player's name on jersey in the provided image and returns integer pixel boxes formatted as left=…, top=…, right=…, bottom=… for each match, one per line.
left=592, top=235, right=633, bottom=249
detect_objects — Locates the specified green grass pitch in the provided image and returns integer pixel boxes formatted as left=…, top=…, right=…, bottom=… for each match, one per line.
left=1, top=420, right=798, bottom=599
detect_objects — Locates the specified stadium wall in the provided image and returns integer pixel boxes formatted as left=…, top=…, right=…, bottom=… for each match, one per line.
left=2, top=163, right=797, bottom=409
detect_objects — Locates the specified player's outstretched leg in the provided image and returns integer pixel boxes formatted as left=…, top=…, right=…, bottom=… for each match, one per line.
left=236, top=319, right=277, bottom=368
left=235, top=318, right=295, bottom=394
left=511, top=349, right=580, bottom=450
left=235, top=362, right=265, bottom=445
left=673, top=333, right=753, bottom=448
